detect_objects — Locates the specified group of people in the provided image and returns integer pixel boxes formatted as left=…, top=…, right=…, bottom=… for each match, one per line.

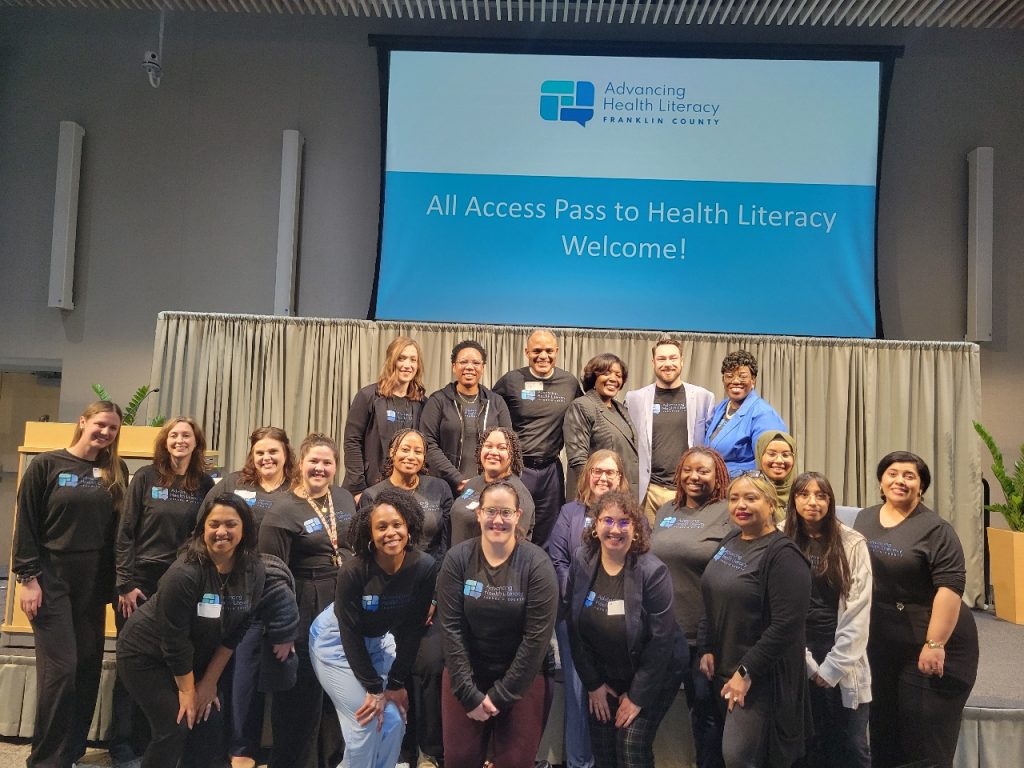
left=11, top=330, right=979, bottom=768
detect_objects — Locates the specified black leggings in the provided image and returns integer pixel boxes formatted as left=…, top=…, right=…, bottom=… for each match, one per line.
left=116, top=653, right=225, bottom=768
left=29, top=551, right=108, bottom=768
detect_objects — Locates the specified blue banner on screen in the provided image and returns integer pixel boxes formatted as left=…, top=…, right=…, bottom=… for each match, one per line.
left=376, top=51, right=881, bottom=337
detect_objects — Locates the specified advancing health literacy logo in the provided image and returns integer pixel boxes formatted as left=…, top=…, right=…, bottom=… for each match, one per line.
left=539, top=80, right=595, bottom=127
left=463, top=579, right=484, bottom=599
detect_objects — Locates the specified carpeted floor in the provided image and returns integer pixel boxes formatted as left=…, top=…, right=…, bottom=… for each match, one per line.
left=966, top=609, right=1024, bottom=709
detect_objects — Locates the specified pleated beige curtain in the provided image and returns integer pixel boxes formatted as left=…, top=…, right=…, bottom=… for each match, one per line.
left=150, top=311, right=983, bottom=605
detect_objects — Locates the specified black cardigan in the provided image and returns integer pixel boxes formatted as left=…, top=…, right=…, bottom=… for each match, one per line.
left=566, top=546, right=687, bottom=708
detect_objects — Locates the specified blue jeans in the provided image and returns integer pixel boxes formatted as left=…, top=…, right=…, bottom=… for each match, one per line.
left=309, top=605, right=404, bottom=768
left=556, top=619, right=595, bottom=768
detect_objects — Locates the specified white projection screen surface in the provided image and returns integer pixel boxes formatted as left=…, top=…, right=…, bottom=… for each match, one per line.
left=373, top=43, right=892, bottom=338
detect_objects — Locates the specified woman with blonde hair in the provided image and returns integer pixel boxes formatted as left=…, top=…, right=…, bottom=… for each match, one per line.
left=14, top=400, right=128, bottom=768
left=699, top=472, right=811, bottom=767
left=112, top=416, right=215, bottom=762
left=344, top=336, right=427, bottom=501
left=260, top=433, right=357, bottom=768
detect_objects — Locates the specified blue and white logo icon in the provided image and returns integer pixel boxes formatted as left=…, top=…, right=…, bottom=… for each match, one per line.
left=540, top=80, right=595, bottom=127
left=463, top=579, right=484, bottom=599
left=57, top=472, right=79, bottom=488
left=152, top=486, right=170, bottom=501
left=660, top=516, right=677, bottom=528
left=362, top=595, right=380, bottom=612
left=584, top=590, right=596, bottom=607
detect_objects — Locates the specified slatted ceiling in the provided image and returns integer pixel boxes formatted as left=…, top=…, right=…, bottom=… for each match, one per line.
left=5, top=0, right=1023, bottom=25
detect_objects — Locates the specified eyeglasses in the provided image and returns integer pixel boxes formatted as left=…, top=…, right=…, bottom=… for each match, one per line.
left=763, top=450, right=794, bottom=461
left=590, top=468, right=621, bottom=479
left=795, top=491, right=830, bottom=502
left=455, top=359, right=484, bottom=368
left=481, top=507, right=517, bottom=520
left=723, top=372, right=753, bottom=383
left=598, top=516, right=632, bottom=530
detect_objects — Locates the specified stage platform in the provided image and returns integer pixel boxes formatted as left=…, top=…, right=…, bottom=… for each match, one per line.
left=0, top=609, right=1020, bottom=766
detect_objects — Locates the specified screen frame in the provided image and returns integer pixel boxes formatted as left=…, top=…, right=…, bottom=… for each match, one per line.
left=368, top=35, right=902, bottom=339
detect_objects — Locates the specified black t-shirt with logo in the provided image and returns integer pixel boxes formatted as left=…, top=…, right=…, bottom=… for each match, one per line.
left=258, top=488, right=357, bottom=571
left=578, top=563, right=632, bottom=688
left=650, top=385, right=689, bottom=486
left=492, top=367, right=583, bottom=460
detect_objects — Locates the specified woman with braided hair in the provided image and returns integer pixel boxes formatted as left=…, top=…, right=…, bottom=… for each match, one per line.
left=449, top=426, right=535, bottom=545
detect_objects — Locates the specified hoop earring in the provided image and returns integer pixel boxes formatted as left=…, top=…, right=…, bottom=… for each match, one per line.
left=367, top=540, right=375, bottom=554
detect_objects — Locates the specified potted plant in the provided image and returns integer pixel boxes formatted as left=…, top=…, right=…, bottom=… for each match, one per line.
left=974, top=421, right=1024, bottom=624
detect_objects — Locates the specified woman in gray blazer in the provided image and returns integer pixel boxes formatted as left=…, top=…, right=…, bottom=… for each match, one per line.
left=563, top=354, right=640, bottom=500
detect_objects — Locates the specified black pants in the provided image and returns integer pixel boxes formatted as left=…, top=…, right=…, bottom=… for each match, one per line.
left=222, top=621, right=266, bottom=759
left=116, top=652, right=225, bottom=768
left=29, top=551, right=108, bottom=768
left=270, top=573, right=343, bottom=768
left=406, top=618, right=444, bottom=759
left=110, top=579, right=158, bottom=762
left=681, top=645, right=724, bottom=768
left=521, top=461, right=565, bottom=547
left=589, top=671, right=683, bottom=768
left=867, top=648, right=974, bottom=768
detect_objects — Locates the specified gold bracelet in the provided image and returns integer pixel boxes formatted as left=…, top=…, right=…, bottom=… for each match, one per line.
left=926, top=640, right=945, bottom=649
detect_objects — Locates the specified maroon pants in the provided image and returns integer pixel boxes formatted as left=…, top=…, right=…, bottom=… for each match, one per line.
left=441, top=670, right=549, bottom=768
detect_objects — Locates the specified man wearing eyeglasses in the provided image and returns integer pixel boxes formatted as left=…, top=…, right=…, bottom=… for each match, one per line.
left=493, top=330, right=583, bottom=546
left=421, top=340, right=513, bottom=494
left=625, top=337, right=716, bottom=523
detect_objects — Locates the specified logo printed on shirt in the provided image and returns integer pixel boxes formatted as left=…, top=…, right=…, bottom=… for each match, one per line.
left=200, top=593, right=221, bottom=605
left=463, top=579, right=484, bottom=599
left=521, top=390, right=537, bottom=401
left=660, top=516, right=677, bottom=527
left=661, top=516, right=706, bottom=529
left=152, top=486, right=170, bottom=501
left=867, top=540, right=904, bottom=558
left=303, top=517, right=324, bottom=533
left=57, top=472, right=79, bottom=488
left=584, top=590, right=596, bottom=607
left=362, top=595, right=380, bottom=612
left=460, top=488, right=476, bottom=500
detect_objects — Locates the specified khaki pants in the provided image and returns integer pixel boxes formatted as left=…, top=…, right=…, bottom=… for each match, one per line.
left=643, top=482, right=677, bottom=526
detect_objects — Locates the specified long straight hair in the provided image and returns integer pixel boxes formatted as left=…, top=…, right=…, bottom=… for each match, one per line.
left=783, top=472, right=852, bottom=601
left=70, top=401, right=127, bottom=511
left=153, top=417, right=208, bottom=491
left=377, top=336, right=426, bottom=400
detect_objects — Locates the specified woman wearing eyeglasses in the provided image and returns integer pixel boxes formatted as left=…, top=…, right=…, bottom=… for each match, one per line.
left=449, top=426, right=535, bottom=546
left=756, top=430, right=798, bottom=523
left=783, top=472, right=872, bottom=768
left=566, top=490, right=687, bottom=768
left=564, top=354, right=640, bottom=504
left=649, top=447, right=732, bottom=768
left=437, top=481, right=558, bottom=768
left=699, top=472, right=811, bottom=767
left=705, top=350, right=786, bottom=478
left=421, top=340, right=513, bottom=495
left=547, top=449, right=632, bottom=768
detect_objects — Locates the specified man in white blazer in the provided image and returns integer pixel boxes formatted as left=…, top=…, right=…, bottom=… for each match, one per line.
left=625, top=338, right=716, bottom=522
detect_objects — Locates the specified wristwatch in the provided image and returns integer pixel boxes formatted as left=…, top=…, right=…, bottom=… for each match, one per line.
left=737, top=664, right=751, bottom=681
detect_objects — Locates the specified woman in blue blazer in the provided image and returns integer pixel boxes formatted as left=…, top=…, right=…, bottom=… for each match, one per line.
left=704, top=350, right=786, bottom=477
left=567, top=490, right=687, bottom=768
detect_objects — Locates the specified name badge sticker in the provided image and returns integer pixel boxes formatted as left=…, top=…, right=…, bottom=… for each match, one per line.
left=234, top=489, right=257, bottom=507
left=466, top=501, right=480, bottom=511
left=93, top=467, right=104, bottom=478
left=197, top=602, right=222, bottom=618
left=607, top=600, right=626, bottom=616
left=524, top=381, right=544, bottom=391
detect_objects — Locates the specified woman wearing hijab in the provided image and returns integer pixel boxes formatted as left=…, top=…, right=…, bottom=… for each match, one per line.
left=755, top=431, right=797, bottom=523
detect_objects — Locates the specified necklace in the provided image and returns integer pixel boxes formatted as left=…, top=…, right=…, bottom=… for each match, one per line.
left=301, top=488, right=343, bottom=567
left=216, top=569, right=231, bottom=594
left=456, top=390, right=480, bottom=404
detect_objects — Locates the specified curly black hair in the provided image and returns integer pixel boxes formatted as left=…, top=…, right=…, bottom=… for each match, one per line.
left=379, top=428, right=428, bottom=483
left=347, top=488, right=425, bottom=558
left=475, top=426, right=524, bottom=477
left=720, top=349, right=758, bottom=377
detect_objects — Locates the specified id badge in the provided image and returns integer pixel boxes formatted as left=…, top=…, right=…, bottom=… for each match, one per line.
left=607, top=600, right=626, bottom=616
left=93, top=467, right=103, bottom=478
left=524, top=381, right=544, bottom=391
